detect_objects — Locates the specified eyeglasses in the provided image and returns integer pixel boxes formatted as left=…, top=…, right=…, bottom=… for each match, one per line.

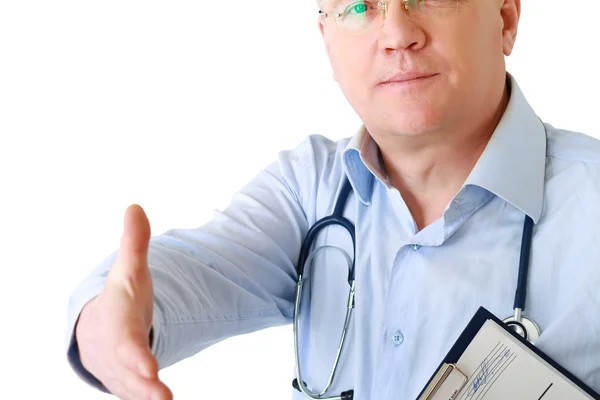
left=318, top=0, right=459, bottom=33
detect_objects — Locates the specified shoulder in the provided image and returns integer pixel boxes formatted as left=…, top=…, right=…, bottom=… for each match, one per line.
left=542, top=123, right=600, bottom=219
left=545, top=123, right=600, bottom=164
left=272, top=134, right=352, bottom=219
left=545, top=123, right=600, bottom=183
left=275, top=133, right=352, bottom=179
left=278, top=134, right=351, bottom=166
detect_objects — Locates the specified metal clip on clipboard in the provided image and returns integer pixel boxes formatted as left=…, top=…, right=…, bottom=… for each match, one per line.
left=419, top=363, right=468, bottom=400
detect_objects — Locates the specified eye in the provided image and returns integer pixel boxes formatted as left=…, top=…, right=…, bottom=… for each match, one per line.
left=343, top=1, right=372, bottom=16
left=350, top=2, right=367, bottom=14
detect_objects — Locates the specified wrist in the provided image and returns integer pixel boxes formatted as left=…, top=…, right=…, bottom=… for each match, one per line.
left=75, top=296, right=100, bottom=342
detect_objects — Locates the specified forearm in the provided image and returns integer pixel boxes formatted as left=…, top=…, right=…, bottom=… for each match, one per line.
left=146, top=235, right=297, bottom=370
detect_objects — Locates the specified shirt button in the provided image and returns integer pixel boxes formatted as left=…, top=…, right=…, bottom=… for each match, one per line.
left=392, top=330, right=405, bottom=347
left=412, top=244, right=421, bottom=251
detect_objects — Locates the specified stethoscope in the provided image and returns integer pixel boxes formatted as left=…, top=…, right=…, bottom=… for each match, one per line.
left=292, top=177, right=541, bottom=400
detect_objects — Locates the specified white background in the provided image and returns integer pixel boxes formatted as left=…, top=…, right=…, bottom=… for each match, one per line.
left=0, top=0, right=599, bottom=399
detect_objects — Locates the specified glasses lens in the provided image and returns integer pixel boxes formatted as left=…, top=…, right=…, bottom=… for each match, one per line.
left=337, top=1, right=383, bottom=32
left=332, top=0, right=459, bottom=32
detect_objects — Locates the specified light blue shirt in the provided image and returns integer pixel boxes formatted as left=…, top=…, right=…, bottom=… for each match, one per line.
left=66, top=73, right=600, bottom=399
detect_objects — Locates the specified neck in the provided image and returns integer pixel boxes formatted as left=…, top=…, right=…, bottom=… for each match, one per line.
left=377, top=83, right=509, bottom=231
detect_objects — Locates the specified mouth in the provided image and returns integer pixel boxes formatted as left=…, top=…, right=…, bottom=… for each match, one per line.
left=378, top=73, right=438, bottom=87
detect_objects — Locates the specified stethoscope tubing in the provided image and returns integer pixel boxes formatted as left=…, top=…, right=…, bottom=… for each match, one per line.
left=293, top=177, right=539, bottom=399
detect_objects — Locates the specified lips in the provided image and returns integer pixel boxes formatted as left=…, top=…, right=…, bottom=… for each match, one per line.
left=379, top=72, right=437, bottom=85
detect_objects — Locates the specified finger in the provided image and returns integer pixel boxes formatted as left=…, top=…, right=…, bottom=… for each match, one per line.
left=113, top=204, right=151, bottom=278
left=105, top=363, right=172, bottom=400
left=110, top=204, right=153, bottom=299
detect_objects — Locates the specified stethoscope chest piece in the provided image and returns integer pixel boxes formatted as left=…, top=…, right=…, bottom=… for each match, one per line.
left=502, top=314, right=541, bottom=344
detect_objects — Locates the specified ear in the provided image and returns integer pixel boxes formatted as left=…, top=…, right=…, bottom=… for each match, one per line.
left=318, top=17, right=338, bottom=81
left=501, top=0, right=521, bottom=56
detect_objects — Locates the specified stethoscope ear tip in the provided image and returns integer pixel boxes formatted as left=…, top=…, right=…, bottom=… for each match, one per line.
left=292, top=378, right=306, bottom=391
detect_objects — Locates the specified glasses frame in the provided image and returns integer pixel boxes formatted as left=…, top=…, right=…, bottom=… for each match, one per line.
left=318, top=0, right=458, bottom=32
left=317, top=0, right=389, bottom=20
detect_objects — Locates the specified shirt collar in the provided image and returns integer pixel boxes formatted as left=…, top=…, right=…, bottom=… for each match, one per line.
left=342, top=72, right=547, bottom=223
left=342, top=125, right=386, bottom=206
left=463, top=73, right=546, bottom=224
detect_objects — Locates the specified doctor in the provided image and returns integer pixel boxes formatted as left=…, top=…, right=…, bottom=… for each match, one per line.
left=66, top=0, right=600, bottom=399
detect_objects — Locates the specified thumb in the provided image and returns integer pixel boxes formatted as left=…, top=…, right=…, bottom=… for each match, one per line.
left=111, top=204, right=152, bottom=281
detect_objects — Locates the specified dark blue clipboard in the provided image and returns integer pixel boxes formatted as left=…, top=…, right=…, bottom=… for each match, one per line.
left=415, top=306, right=600, bottom=400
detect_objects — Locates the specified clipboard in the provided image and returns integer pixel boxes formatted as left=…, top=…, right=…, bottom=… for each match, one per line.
left=416, top=307, right=600, bottom=400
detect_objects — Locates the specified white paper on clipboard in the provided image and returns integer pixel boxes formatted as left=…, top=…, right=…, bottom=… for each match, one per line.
left=428, top=320, right=594, bottom=400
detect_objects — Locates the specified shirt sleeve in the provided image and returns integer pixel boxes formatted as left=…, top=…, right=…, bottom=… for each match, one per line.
left=64, top=137, right=330, bottom=392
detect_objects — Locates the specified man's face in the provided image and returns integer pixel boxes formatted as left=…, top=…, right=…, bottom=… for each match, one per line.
left=319, top=0, right=519, bottom=139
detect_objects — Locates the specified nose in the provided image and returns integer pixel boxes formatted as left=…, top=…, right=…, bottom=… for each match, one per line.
left=377, top=1, right=426, bottom=53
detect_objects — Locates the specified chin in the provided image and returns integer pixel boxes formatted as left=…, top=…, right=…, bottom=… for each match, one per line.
left=368, top=106, right=443, bottom=137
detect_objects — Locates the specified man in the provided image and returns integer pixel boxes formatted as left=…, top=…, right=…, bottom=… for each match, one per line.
left=66, top=0, right=600, bottom=399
